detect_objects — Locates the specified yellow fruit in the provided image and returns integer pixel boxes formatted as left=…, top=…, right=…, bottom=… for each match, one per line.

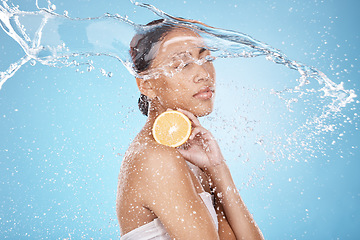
left=152, top=110, right=192, bottom=147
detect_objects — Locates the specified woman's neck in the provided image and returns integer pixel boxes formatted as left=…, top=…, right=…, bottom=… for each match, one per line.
left=142, top=99, right=167, bottom=135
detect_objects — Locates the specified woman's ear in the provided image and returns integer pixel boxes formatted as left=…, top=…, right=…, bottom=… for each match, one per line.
left=136, top=78, right=156, bottom=99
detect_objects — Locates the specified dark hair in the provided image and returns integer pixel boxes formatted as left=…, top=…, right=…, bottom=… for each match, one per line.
left=130, top=19, right=175, bottom=116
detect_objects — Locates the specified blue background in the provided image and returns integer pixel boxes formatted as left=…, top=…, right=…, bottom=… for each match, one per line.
left=1, top=0, right=359, bottom=239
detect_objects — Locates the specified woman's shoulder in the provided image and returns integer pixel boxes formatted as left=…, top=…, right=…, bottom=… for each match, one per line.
left=120, top=134, right=194, bottom=201
left=123, top=133, right=188, bottom=175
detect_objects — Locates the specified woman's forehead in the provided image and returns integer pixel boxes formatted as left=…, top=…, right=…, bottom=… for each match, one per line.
left=162, top=35, right=202, bottom=49
left=160, top=29, right=204, bottom=54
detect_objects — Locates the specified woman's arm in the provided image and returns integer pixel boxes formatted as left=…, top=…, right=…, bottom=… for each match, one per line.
left=140, top=145, right=220, bottom=240
left=206, top=162, right=263, bottom=239
left=214, top=193, right=237, bottom=240
left=176, top=108, right=264, bottom=240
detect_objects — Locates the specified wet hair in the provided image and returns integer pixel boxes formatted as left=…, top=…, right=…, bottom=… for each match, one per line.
left=130, top=19, right=176, bottom=116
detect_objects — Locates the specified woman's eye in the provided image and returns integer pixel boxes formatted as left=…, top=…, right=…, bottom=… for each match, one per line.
left=173, top=64, right=181, bottom=69
left=173, top=61, right=191, bottom=70
left=171, top=61, right=182, bottom=69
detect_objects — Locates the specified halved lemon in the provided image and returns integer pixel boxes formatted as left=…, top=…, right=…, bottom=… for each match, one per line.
left=152, top=110, right=192, bottom=147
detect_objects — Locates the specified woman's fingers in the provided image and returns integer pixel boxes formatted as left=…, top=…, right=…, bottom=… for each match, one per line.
left=176, top=108, right=201, bottom=127
left=190, top=126, right=210, bottom=140
left=176, top=147, right=190, bottom=159
left=190, top=126, right=214, bottom=141
left=175, top=108, right=215, bottom=142
left=189, top=127, right=201, bottom=140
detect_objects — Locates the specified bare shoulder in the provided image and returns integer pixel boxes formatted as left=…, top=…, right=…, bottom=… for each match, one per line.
left=118, top=135, right=219, bottom=239
left=135, top=140, right=193, bottom=194
left=117, top=137, right=195, bottom=216
left=142, top=141, right=188, bottom=172
left=118, top=136, right=191, bottom=198
left=117, top=136, right=190, bottom=234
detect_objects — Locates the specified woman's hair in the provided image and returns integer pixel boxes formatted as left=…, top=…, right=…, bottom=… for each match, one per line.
left=130, top=19, right=175, bottom=116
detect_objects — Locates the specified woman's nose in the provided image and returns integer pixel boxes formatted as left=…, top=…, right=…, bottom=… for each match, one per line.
left=193, top=65, right=210, bottom=83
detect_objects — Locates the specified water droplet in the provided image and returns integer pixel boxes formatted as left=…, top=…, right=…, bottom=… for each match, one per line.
left=87, top=65, right=94, bottom=72
left=49, top=4, right=56, bottom=11
left=100, top=68, right=107, bottom=76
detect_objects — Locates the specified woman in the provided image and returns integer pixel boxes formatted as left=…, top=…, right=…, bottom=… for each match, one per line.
left=116, top=19, right=264, bottom=240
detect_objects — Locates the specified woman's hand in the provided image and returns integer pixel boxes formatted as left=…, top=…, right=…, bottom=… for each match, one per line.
left=175, top=110, right=264, bottom=240
left=176, top=108, right=224, bottom=169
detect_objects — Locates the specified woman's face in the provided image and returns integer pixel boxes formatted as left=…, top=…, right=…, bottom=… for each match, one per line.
left=147, top=28, right=216, bottom=117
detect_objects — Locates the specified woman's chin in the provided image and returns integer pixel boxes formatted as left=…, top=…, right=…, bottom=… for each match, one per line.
left=192, top=106, right=213, bottom=117
left=160, top=101, right=214, bottom=117
left=196, top=112, right=211, bottom=117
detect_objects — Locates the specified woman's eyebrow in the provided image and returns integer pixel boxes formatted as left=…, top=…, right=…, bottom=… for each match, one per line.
left=199, top=47, right=207, bottom=54
left=170, top=47, right=208, bottom=61
left=171, top=51, right=191, bottom=60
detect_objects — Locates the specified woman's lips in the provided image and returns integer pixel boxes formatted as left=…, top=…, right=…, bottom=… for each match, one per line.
left=193, top=86, right=214, bottom=100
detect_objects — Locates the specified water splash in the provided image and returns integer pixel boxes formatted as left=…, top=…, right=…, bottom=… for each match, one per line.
left=0, top=0, right=356, bottom=154
left=131, top=1, right=356, bottom=114
left=0, top=0, right=138, bottom=87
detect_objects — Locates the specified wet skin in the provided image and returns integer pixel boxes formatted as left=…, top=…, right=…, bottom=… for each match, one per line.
left=117, top=27, right=263, bottom=240
left=137, top=28, right=216, bottom=118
